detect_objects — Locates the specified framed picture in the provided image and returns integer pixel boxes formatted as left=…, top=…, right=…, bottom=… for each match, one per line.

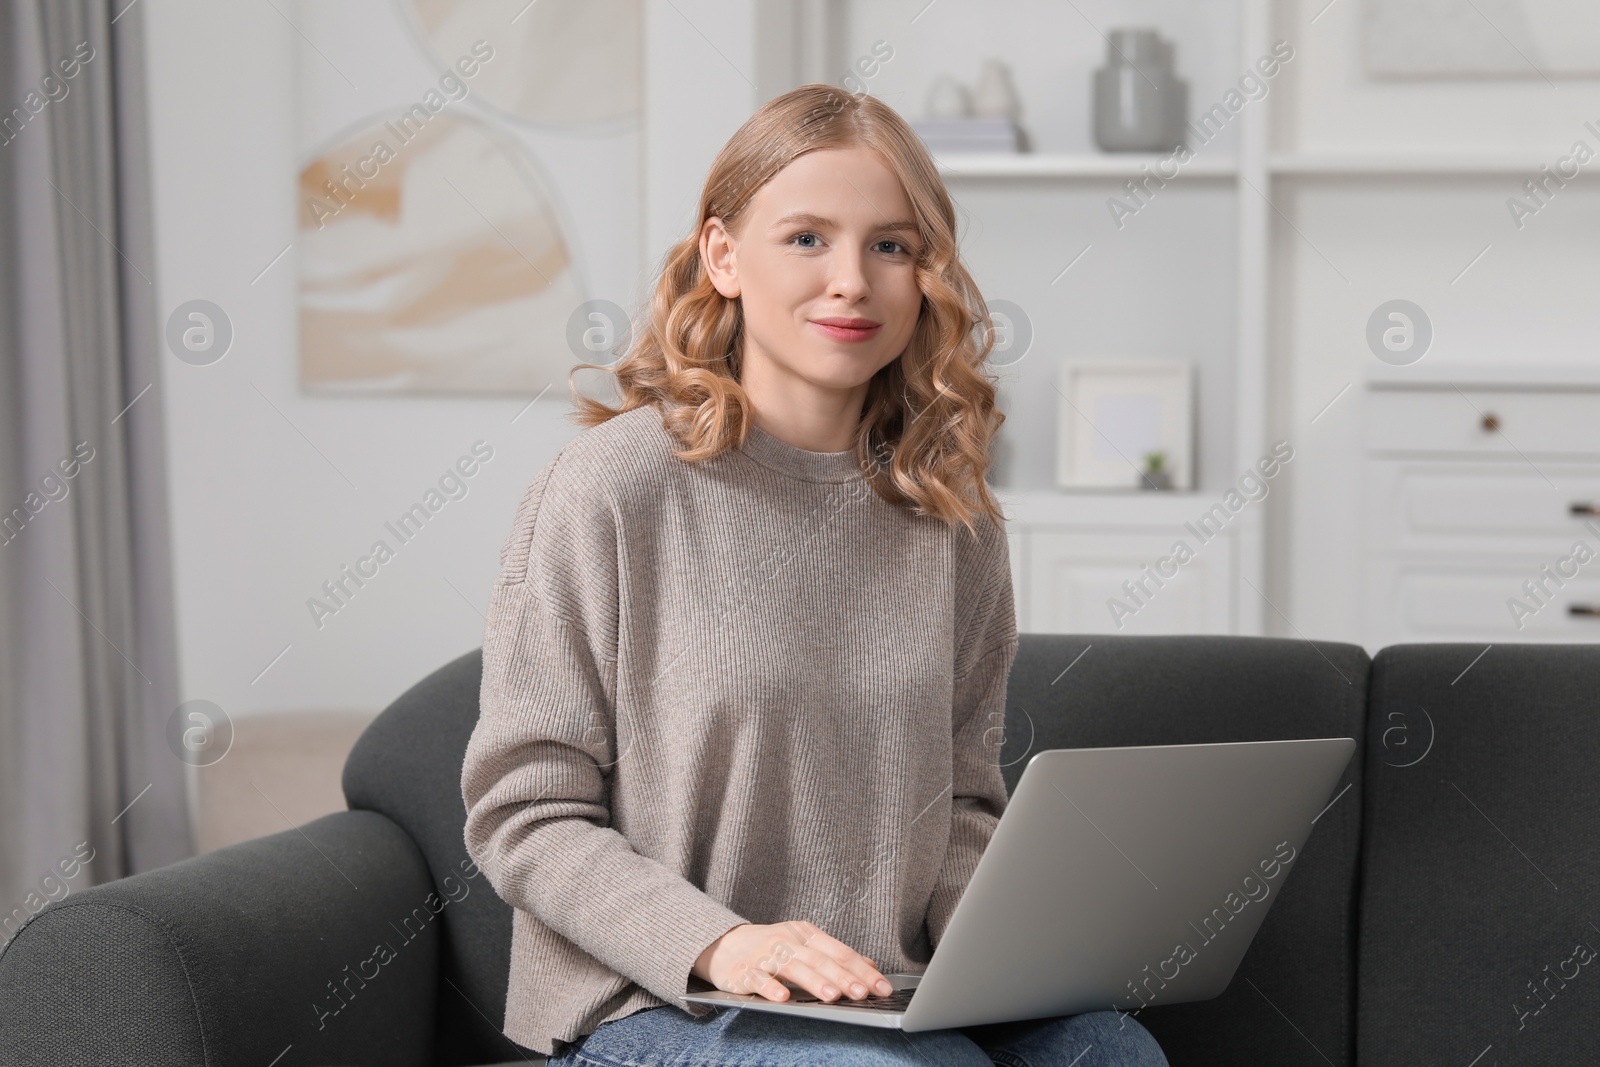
left=1056, top=359, right=1194, bottom=490
left=294, top=0, right=644, bottom=395
left=1363, top=0, right=1600, bottom=79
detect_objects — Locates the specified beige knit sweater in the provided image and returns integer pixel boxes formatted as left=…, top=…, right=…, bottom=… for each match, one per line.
left=460, top=403, right=1017, bottom=1057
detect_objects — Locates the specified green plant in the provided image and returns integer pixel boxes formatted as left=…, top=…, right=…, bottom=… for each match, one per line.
left=1143, top=450, right=1168, bottom=473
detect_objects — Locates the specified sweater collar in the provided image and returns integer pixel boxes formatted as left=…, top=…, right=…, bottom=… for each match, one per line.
left=738, top=421, right=867, bottom=484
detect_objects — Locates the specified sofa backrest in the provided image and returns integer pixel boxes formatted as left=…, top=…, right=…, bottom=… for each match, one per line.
left=1358, top=642, right=1600, bottom=1066
left=1003, top=634, right=1370, bottom=1067
left=344, top=634, right=1370, bottom=1065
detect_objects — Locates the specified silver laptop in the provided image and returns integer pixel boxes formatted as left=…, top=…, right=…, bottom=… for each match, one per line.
left=680, top=737, right=1356, bottom=1031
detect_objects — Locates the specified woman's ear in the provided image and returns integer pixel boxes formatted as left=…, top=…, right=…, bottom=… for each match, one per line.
left=700, top=216, right=741, bottom=299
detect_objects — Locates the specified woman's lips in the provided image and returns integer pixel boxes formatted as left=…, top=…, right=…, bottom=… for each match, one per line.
left=810, top=321, right=883, bottom=343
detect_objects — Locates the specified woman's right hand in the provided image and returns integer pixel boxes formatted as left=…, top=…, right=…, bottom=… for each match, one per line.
left=691, top=920, right=896, bottom=1003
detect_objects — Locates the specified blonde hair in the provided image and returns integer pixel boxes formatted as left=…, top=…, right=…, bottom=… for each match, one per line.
left=568, top=83, right=1007, bottom=535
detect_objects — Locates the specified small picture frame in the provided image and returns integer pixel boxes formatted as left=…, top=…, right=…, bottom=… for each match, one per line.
left=1056, top=359, right=1194, bottom=489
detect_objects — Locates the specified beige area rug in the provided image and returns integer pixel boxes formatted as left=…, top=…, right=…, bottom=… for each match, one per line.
left=193, top=709, right=379, bottom=855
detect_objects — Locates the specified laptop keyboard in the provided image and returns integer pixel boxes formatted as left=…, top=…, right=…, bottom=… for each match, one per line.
left=780, top=986, right=916, bottom=1011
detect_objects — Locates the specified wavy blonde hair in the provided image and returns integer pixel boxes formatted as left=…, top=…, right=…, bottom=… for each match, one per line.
left=568, top=83, right=1007, bottom=534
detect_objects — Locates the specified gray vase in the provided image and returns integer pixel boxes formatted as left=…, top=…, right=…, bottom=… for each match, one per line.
left=1092, top=29, right=1187, bottom=152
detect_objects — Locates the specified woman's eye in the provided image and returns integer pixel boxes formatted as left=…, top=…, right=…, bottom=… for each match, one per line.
left=789, top=233, right=912, bottom=255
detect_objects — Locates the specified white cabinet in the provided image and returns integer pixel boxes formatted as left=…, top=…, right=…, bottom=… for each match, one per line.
left=1023, top=530, right=1235, bottom=634
left=1362, top=373, right=1600, bottom=646
left=999, top=491, right=1241, bottom=636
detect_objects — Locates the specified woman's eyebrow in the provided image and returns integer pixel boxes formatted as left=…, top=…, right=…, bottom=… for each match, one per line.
left=770, top=212, right=918, bottom=236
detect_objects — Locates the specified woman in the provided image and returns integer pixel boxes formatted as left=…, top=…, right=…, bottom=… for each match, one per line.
left=460, top=83, right=1168, bottom=1067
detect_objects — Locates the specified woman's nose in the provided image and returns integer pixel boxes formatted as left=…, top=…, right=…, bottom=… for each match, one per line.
left=827, top=248, right=870, bottom=299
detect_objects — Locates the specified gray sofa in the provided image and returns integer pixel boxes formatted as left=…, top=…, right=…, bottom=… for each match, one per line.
left=3, top=634, right=1596, bottom=1065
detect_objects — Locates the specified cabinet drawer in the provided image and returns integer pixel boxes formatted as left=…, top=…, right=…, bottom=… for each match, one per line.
left=1365, top=388, right=1600, bottom=456
left=1367, top=462, right=1600, bottom=555
left=1365, top=559, right=1600, bottom=644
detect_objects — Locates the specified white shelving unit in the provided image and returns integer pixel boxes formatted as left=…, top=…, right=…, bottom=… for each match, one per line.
left=760, top=0, right=1598, bottom=643
left=901, top=0, right=1276, bottom=636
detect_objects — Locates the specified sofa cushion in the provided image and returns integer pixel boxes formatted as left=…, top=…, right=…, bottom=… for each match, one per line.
left=1358, top=642, right=1600, bottom=1066
left=1002, top=633, right=1369, bottom=1067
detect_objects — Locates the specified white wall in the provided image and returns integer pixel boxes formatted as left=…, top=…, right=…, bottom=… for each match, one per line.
left=143, top=0, right=765, bottom=718
left=644, top=1, right=759, bottom=263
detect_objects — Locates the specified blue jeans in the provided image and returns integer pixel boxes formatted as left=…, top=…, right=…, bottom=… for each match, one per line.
left=545, top=1002, right=1169, bottom=1066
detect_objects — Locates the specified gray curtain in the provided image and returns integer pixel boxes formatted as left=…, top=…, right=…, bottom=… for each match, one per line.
left=1, top=0, right=189, bottom=931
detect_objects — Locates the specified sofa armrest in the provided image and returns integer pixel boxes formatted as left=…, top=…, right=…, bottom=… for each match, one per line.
left=0, top=810, right=441, bottom=1067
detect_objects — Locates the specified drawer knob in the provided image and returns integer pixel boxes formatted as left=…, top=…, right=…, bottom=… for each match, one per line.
left=1570, top=605, right=1600, bottom=618
left=1480, top=412, right=1501, bottom=433
left=1573, top=503, right=1600, bottom=517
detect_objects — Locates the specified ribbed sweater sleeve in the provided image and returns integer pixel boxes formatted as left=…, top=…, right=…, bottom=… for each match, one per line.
left=925, top=521, right=1018, bottom=949
left=460, top=452, right=751, bottom=1012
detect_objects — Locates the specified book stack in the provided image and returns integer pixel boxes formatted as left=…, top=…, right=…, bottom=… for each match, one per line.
left=909, top=116, right=1022, bottom=156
